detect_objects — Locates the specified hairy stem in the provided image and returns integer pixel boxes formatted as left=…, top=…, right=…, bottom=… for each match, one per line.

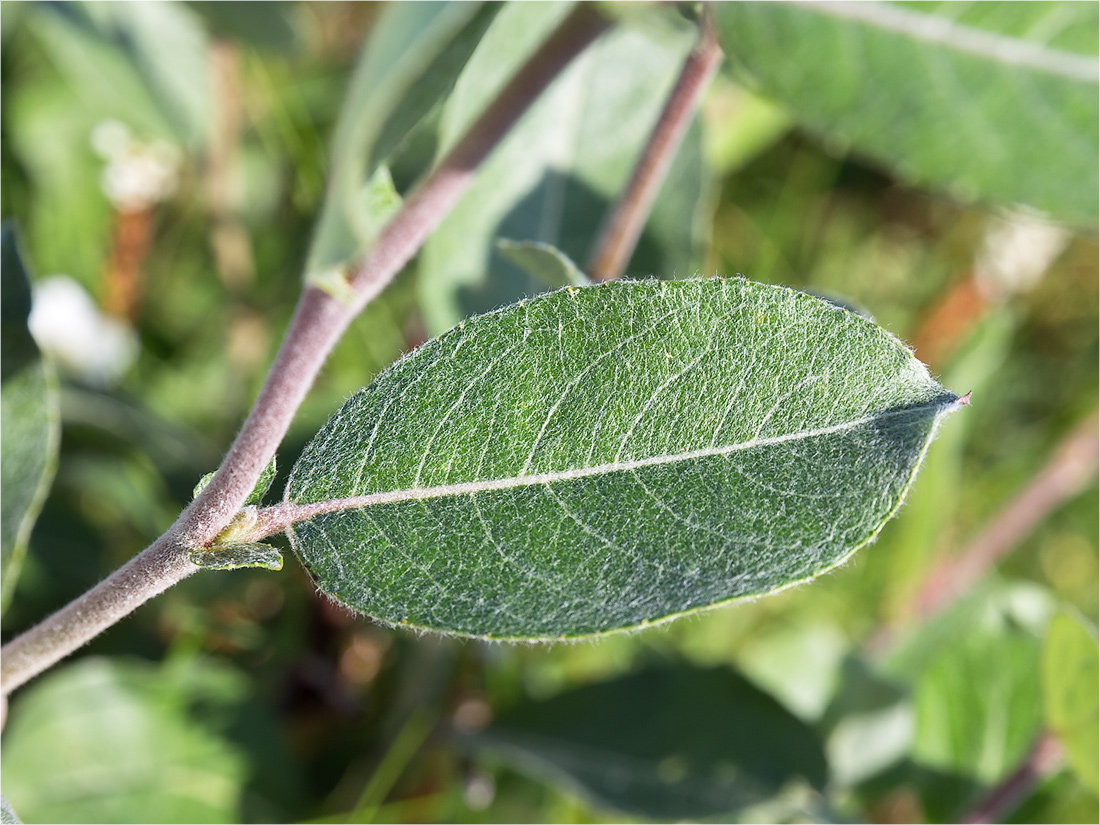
left=586, top=12, right=722, bottom=282
left=0, top=6, right=610, bottom=698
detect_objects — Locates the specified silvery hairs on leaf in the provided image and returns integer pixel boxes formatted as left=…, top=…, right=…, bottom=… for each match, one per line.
left=285, top=279, right=962, bottom=640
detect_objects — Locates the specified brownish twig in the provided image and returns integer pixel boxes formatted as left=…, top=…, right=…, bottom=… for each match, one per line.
left=0, top=6, right=611, bottom=697
left=962, top=732, right=1063, bottom=824
left=911, top=411, right=1098, bottom=622
left=586, top=12, right=722, bottom=282
left=867, top=409, right=1098, bottom=655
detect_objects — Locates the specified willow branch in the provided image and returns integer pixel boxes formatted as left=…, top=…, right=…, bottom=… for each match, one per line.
left=0, top=5, right=610, bottom=698
left=586, top=12, right=722, bottom=282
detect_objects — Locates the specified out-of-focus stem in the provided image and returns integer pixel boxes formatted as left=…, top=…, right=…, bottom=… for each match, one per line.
left=586, top=13, right=722, bottom=282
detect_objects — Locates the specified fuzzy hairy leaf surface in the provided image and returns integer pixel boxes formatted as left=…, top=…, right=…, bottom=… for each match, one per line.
left=1, top=225, right=59, bottom=613
left=287, top=279, right=959, bottom=640
left=716, top=2, right=1100, bottom=225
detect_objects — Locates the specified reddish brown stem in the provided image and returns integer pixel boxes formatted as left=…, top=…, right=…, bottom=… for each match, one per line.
left=0, top=6, right=610, bottom=697
left=963, top=733, right=1063, bottom=824
left=586, top=13, right=722, bottom=282
left=911, top=411, right=1098, bottom=622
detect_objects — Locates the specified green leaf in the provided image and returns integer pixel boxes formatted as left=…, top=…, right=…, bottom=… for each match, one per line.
left=0, top=658, right=250, bottom=823
left=189, top=542, right=284, bottom=572
left=467, top=665, right=827, bottom=819
left=910, top=597, right=1045, bottom=784
left=496, top=239, right=590, bottom=288
left=193, top=455, right=278, bottom=506
left=714, top=2, right=1100, bottom=225
left=1043, top=611, right=1099, bottom=795
left=821, top=657, right=913, bottom=788
left=305, top=2, right=499, bottom=282
left=286, top=279, right=960, bottom=640
left=1, top=225, right=59, bottom=613
left=419, top=3, right=709, bottom=333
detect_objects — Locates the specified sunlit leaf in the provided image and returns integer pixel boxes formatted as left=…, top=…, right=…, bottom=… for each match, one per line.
left=715, top=2, right=1100, bottom=224
left=909, top=588, right=1047, bottom=784
left=1043, top=611, right=1099, bottom=795
left=1, top=658, right=249, bottom=823
left=286, top=279, right=960, bottom=639
left=0, top=797, right=19, bottom=825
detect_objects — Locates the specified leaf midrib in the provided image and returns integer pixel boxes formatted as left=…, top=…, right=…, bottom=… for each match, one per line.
left=794, top=0, right=1099, bottom=82
left=283, top=396, right=956, bottom=519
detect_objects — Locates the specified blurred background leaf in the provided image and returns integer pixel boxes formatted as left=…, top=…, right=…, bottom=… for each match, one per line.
left=419, top=1, right=711, bottom=333
left=466, top=664, right=828, bottom=821
left=715, top=1, right=1100, bottom=226
left=0, top=654, right=299, bottom=823
left=1042, top=611, right=1099, bottom=796
left=305, top=1, right=498, bottom=284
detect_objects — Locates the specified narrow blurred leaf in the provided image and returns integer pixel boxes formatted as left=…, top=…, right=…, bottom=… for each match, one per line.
left=286, top=279, right=960, bottom=639
left=420, top=3, right=708, bottom=333
left=192, top=455, right=278, bottom=506
left=1, top=225, right=59, bottom=613
left=305, top=2, right=499, bottom=282
left=715, top=2, right=1100, bottom=225
left=0, top=658, right=249, bottom=823
left=468, top=665, right=827, bottom=819
left=189, top=543, right=283, bottom=572
left=497, top=239, right=590, bottom=288
left=1042, top=611, right=1099, bottom=795
left=30, top=2, right=211, bottom=146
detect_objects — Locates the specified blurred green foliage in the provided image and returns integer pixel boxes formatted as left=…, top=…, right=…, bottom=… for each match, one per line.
left=1, top=3, right=1097, bottom=824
